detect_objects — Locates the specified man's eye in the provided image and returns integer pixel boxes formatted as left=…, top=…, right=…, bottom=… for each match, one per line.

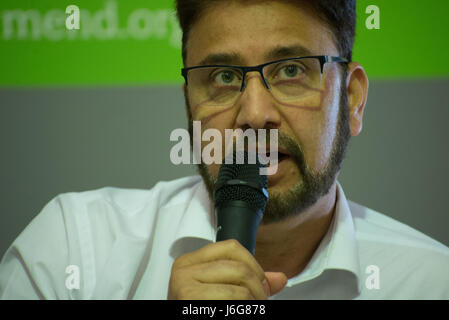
left=212, top=70, right=240, bottom=85
left=279, top=64, right=303, bottom=78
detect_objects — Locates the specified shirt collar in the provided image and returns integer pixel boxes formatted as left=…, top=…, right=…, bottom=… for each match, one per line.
left=285, top=182, right=362, bottom=293
left=169, top=179, right=362, bottom=294
left=169, top=180, right=216, bottom=259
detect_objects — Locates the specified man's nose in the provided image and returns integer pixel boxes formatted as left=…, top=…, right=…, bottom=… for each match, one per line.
left=235, top=73, right=282, bottom=130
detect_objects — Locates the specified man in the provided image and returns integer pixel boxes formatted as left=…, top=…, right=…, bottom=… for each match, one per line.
left=1, top=0, right=448, bottom=299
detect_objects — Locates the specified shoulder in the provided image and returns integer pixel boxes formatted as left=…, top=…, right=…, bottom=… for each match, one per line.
left=30, top=175, right=205, bottom=250
left=55, top=175, right=203, bottom=213
left=348, top=200, right=449, bottom=254
left=0, top=175, right=204, bottom=299
left=348, top=201, right=449, bottom=298
left=57, top=176, right=201, bottom=212
left=6, top=175, right=205, bottom=257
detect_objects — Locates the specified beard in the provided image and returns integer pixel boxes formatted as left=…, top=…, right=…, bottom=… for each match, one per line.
left=185, top=72, right=351, bottom=225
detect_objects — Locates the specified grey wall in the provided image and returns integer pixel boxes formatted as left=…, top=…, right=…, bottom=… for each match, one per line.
left=1, top=80, right=448, bottom=258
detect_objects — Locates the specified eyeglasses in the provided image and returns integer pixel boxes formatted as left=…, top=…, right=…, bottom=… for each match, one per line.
left=182, top=55, right=348, bottom=108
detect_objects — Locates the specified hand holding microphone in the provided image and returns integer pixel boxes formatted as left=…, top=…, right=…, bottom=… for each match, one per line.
left=168, top=151, right=287, bottom=300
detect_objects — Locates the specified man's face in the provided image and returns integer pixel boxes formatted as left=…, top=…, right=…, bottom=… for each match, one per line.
left=184, top=1, right=351, bottom=223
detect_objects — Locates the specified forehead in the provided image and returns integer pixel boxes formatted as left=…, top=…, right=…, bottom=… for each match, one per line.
left=185, top=1, right=338, bottom=67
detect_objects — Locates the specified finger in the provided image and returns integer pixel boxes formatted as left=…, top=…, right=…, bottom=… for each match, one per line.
left=189, top=260, right=268, bottom=300
left=264, top=271, right=288, bottom=296
left=174, top=239, right=265, bottom=281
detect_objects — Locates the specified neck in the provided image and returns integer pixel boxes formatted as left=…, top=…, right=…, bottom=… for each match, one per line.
left=254, top=182, right=338, bottom=278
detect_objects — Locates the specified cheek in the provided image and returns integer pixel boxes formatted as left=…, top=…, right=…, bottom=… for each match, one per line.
left=312, top=75, right=341, bottom=170
left=283, top=72, right=341, bottom=171
left=287, top=111, right=329, bottom=169
left=194, top=107, right=236, bottom=179
left=191, top=103, right=236, bottom=130
left=312, top=112, right=339, bottom=170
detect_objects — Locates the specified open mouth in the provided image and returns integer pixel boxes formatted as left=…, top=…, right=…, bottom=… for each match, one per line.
left=278, top=152, right=290, bottom=162
left=261, top=151, right=290, bottom=165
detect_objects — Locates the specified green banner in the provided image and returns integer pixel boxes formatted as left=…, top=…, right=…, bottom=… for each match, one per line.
left=1, top=0, right=448, bottom=87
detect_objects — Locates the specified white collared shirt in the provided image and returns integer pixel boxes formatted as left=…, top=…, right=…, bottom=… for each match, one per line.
left=1, top=176, right=448, bottom=299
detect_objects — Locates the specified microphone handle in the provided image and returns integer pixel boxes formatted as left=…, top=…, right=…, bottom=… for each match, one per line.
left=215, top=200, right=263, bottom=255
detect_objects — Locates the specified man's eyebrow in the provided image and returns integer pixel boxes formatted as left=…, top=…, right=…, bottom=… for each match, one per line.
left=198, top=52, right=245, bottom=66
left=196, top=44, right=313, bottom=66
left=265, top=45, right=313, bottom=61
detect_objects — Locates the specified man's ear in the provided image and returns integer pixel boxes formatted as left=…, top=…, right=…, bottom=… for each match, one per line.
left=345, top=62, right=369, bottom=137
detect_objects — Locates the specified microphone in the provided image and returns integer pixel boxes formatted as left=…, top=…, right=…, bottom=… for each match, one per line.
left=214, top=151, right=269, bottom=254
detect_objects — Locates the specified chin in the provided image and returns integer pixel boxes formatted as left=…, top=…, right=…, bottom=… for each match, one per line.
left=267, top=175, right=301, bottom=195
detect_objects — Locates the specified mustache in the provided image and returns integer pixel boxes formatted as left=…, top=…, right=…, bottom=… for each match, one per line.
left=223, top=130, right=306, bottom=175
left=277, top=132, right=307, bottom=176
left=196, top=130, right=307, bottom=197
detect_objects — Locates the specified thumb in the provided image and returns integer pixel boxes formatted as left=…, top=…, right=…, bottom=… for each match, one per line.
left=263, top=271, right=288, bottom=296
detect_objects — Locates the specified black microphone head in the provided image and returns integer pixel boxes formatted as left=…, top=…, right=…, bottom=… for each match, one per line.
left=214, top=151, right=268, bottom=211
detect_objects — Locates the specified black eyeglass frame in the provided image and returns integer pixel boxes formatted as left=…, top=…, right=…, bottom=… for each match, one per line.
left=181, top=55, right=348, bottom=92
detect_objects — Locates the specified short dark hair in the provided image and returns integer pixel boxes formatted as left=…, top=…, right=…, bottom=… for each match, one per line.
left=175, top=0, right=356, bottom=65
